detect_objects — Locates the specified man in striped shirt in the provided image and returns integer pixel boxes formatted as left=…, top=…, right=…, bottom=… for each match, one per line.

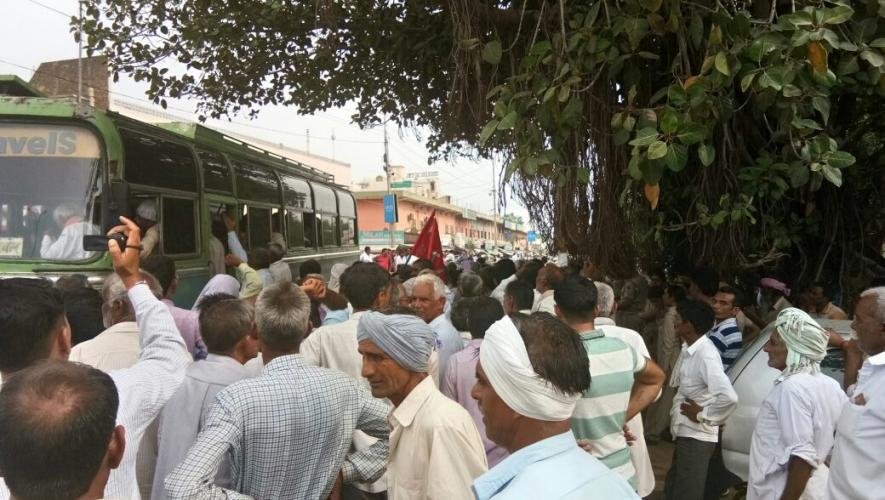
left=710, top=286, right=743, bottom=371
left=553, top=276, right=665, bottom=489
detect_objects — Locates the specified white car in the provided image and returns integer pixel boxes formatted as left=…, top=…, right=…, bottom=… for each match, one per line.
left=721, top=320, right=852, bottom=480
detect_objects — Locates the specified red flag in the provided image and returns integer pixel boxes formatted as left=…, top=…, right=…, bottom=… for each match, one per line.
left=411, top=211, right=447, bottom=282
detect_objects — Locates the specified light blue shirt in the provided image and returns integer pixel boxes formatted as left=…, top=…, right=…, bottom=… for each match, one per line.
left=429, top=313, right=464, bottom=383
left=472, top=431, right=639, bottom=500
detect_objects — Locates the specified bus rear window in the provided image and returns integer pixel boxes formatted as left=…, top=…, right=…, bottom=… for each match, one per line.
left=0, top=123, right=101, bottom=261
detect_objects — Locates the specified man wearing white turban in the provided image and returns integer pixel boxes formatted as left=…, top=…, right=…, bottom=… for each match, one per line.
left=357, top=311, right=487, bottom=500
left=748, top=308, right=847, bottom=499
left=471, top=314, right=638, bottom=499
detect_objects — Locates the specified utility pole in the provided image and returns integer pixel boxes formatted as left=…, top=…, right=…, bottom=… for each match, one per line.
left=491, top=159, right=498, bottom=245
left=77, top=1, right=83, bottom=106
left=306, top=128, right=310, bottom=154
left=331, top=129, right=336, bottom=160
left=384, top=122, right=394, bottom=248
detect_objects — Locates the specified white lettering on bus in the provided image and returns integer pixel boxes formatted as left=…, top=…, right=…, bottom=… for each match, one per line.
left=0, top=131, right=78, bottom=155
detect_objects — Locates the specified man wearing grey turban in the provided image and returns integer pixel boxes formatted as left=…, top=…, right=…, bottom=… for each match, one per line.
left=747, top=308, right=848, bottom=500
left=357, top=311, right=488, bottom=500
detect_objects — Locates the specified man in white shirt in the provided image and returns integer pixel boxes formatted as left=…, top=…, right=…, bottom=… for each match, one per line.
left=360, top=246, right=374, bottom=263
left=300, top=262, right=393, bottom=498
left=357, top=311, right=488, bottom=499
left=531, top=263, right=565, bottom=314
left=827, top=287, right=885, bottom=500
left=0, top=362, right=126, bottom=500
left=39, top=202, right=99, bottom=261
left=748, top=308, right=846, bottom=500
left=665, top=299, right=738, bottom=500
left=411, top=273, right=464, bottom=383
left=151, top=294, right=259, bottom=499
left=0, top=216, right=191, bottom=499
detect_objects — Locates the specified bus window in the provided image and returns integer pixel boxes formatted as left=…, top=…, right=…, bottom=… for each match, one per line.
left=318, top=214, right=338, bottom=247
left=270, top=208, right=286, bottom=250
left=234, top=161, right=280, bottom=204
left=339, top=217, right=356, bottom=246
left=247, top=206, right=271, bottom=249
left=335, top=189, right=356, bottom=247
left=0, top=124, right=101, bottom=261
left=161, top=197, right=198, bottom=255
left=304, top=212, right=317, bottom=248
left=311, top=182, right=337, bottom=214
left=286, top=210, right=305, bottom=248
left=121, top=130, right=197, bottom=192
left=199, top=150, right=233, bottom=194
left=281, top=175, right=313, bottom=210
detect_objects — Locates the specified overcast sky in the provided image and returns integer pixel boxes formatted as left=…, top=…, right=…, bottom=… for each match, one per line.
left=2, top=0, right=529, bottom=220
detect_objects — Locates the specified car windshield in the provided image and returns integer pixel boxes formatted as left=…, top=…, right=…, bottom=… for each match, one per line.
left=0, top=123, right=101, bottom=261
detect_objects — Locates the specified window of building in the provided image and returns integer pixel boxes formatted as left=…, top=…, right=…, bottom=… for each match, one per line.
left=161, top=197, right=197, bottom=255
left=234, top=161, right=280, bottom=203
left=199, top=150, right=233, bottom=194
left=121, top=130, right=197, bottom=192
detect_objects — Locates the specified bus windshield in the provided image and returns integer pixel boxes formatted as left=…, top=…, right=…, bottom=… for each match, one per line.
left=0, top=123, right=101, bottom=261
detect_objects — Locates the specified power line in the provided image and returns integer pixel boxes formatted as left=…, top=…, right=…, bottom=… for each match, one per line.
left=24, top=0, right=72, bottom=17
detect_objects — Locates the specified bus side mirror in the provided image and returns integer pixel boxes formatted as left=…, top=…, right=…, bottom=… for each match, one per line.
left=102, top=179, right=130, bottom=232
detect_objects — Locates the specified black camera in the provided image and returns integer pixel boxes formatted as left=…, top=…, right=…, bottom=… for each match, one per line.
left=82, top=233, right=127, bottom=252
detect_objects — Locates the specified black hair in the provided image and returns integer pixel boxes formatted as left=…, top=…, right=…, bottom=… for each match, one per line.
left=505, top=279, right=534, bottom=311
left=445, top=263, right=461, bottom=288
left=450, top=297, right=476, bottom=332
left=249, top=247, right=271, bottom=270
left=211, top=219, right=230, bottom=253
left=492, top=259, right=516, bottom=282
left=478, top=267, right=498, bottom=293
left=717, top=285, right=742, bottom=307
left=413, top=259, right=433, bottom=272
left=0, top=361, right=119, bottom=500
left=141, top=255, right=177, bottom=297
left=648, top=286, right=665, bottom=299
left=54, top=274, right=90, bottom=294
left=870, top=275, right=885, bottom=288
left=517, top=313, right=591, bottom=395
left=268, top=243, right=285, bottom=263
left=62, top=287, right=104, bottom=346
left=516, top=259, right=544, bottom=287
left=677, top=299, right=715, bottom=336
left=340, top=262, right=391, bottom=310
left=553, top=275, right=597, bottom=322
left=666, top=284, right=687, bottom=302
left=199, top=294, right=253, bottom=354
left=396, top=264, right=415, bottom=281
left=690, top=266, right=720, bottom=297
left=364, top=246, right=371, bottom=253
left=811, top=281, right=834, bottom=300
left=468, top=297, right=505, bottom=339
left=0, top=279, right=66, bottom=374
left=298, top=259, right=322, bottom=280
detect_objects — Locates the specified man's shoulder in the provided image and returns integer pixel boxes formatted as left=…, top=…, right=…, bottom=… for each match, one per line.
left=502, top=447, right=634, bottom=498
left=597, top=325, right=647, bottom=355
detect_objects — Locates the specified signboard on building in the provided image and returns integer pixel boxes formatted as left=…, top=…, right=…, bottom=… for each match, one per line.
left=462, top=208, right=477, bottom=221
left=359, top=230, right=405, bottom=246
left=527, top=230, right=538, bottom=242
left=390, top=181, right=412, bottom=189
left=383, top=194, right=399, bottom=223
left=406, top=171, right=439, bottom=180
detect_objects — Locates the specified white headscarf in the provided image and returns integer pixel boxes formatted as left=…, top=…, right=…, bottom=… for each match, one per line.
left=480, top=316, right=580, bottom=421
left=192, top=275, right=240, bottom=310
left=775, top=307, right=829, bottom=378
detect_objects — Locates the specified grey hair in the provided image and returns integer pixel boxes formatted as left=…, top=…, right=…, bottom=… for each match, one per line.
left=403, top=277, right=417, bottom=297
left=52, top=202, right=83, bottom=226
left=414, top=273, right=446, bottom=299
left=255, top=282, right=311, bottom=350
left=860, top=287, right=885, bottom=323
left=101, top=271, right=163, bottom=305
left=458, top=272, right=484, bottom=298
left=594, top=281, right=616, bottom=318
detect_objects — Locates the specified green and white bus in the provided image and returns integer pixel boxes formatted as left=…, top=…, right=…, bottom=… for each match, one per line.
left=0, top=90, right=359, bottom=307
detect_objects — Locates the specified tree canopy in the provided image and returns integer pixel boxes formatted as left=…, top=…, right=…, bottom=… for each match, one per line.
left=80, top=0, right=885, bottom=290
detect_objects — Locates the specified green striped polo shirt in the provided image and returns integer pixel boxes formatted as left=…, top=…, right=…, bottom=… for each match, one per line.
left=572, top=329, right=645, bottom=489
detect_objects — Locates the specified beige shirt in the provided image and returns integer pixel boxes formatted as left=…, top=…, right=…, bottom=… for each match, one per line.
left=69, top=321, right=141, bottom=370
left=387, top=377, right=488, bottom=500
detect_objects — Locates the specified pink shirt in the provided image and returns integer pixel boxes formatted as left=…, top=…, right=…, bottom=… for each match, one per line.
left=162, top=299, right=207, bottom=360
left=442, top=339, right=509, bottom=467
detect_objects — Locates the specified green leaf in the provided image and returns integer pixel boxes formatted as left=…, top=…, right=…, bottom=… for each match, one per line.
left=821, top=165, right=843, bottom=186
left=613, top=129, right=631, bottom=145
left=637, top=51, right=660, bottom=60
left=627, top=153, right=643, bottom=179
left=826, top=150, right=856, bottom=168
left=498, top=111, right=518, bottom=130
left=577, top=168, right=591, bottom=184
left=698, top=143, right=716, bottom=166
left=758, top=71, right=783, bottom=91
left=482, top=40, right=503, bottom=64
left=740, top=71, right=757, bottom=92
left=665, top=143, right=688, bottom=171
left=791, top=117, right=823, bottom=130
left=648, top=140, right=668, bottom=160
left=870, top=38, right=885, bottom=48
left=789, top=165, right=810, bottom=187
left=690, top=14, right=704, bottom=49
left=782, top=11, right=814, bottom=27
left=677, top=123, right=706, bottom=145
left=479, top=119, right=499, bottom=145
left=543, top=86, right=557, bottom=102
left=611, top=112, right=625, bottom=129
left=821, top=6, right=854, bottom=25
left=630, top=127, right=660, bottom=147
left=558, top=86, right=571, bottom=103
left=639, top=0, right=663, bottom=12
left=860, top=50, right=885, bottom=67
left=660, top=109, right=679, bottom=134
left=782, top=84, right=803, bottom=97
left=715, top=51, right=730, bottom=76
left=623, top=116, right=637, bottom=131
left=812, top=97, right=831, bottom=124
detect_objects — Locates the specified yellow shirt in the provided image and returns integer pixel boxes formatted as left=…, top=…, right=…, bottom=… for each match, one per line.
left=820, top=301, right=848, bottom=320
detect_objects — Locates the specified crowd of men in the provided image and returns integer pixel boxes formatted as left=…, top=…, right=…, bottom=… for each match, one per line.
left=0, top=219, right=883, bottom=500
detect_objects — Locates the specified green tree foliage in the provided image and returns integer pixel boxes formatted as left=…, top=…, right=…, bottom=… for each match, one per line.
left=79, top=0, right=885, bottom=285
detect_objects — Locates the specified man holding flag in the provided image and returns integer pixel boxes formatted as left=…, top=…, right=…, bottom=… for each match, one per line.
left=411, top=211, right=448, bottom=282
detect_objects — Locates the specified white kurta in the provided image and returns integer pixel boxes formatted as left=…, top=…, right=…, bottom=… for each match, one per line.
left=387, top=377, right=488, bottom=500
left=748, top=373, right=847, bottom=500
